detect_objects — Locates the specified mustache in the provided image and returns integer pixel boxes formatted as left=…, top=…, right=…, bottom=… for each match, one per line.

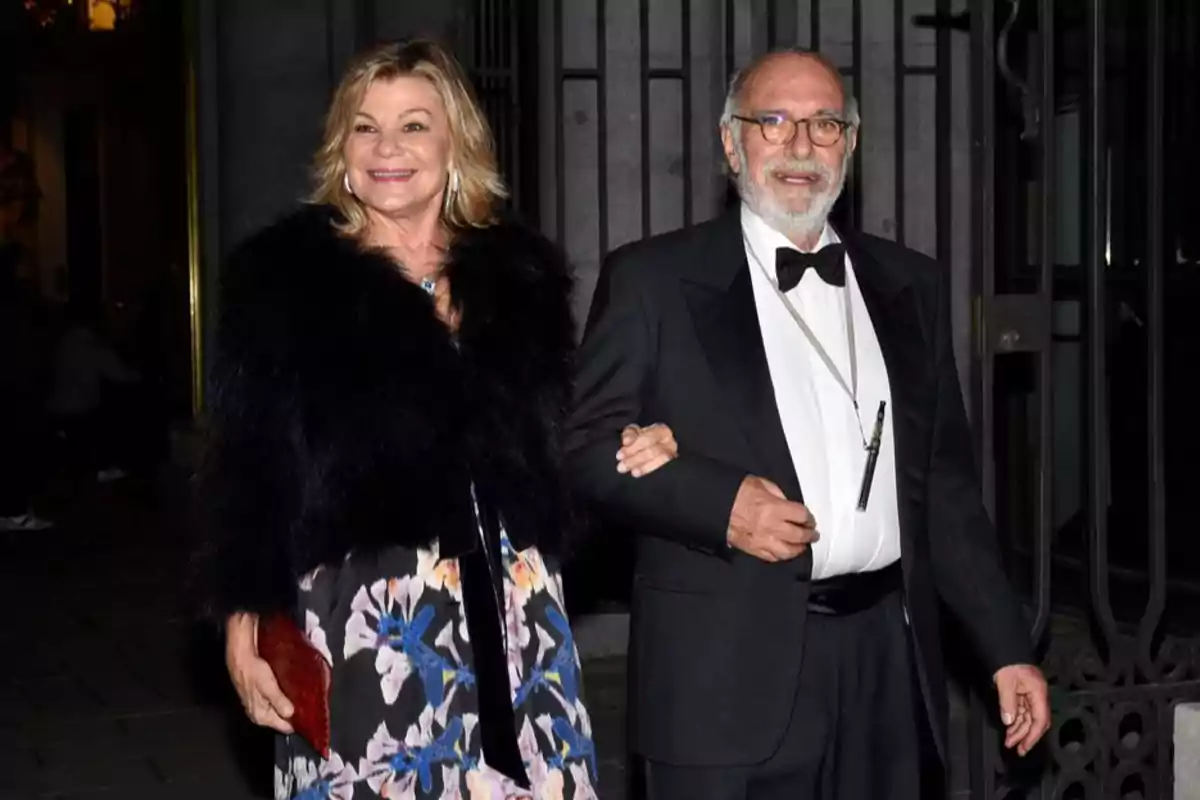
left=761, top=158, right=835, bottom=183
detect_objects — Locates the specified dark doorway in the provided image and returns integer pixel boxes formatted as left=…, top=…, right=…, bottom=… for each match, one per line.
left=63, top=107, right=103, bottom=314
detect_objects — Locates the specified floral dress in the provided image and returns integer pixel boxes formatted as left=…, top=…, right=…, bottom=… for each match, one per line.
left=273, top=528, right=598, bottom=799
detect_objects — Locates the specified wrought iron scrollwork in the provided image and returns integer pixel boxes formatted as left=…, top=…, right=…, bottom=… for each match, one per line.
left=982, top=623, right=1200, bottom=798
left=995, top=0, right=1041, bottom=140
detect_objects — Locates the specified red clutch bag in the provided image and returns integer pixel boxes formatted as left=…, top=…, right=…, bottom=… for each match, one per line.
left=257, top=613, right=332, bottom=758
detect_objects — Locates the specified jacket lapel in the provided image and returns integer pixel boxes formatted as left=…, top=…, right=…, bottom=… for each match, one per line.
left=843, top=234, right=931, bottom=564
left=682, top=211, right=804, bottom=504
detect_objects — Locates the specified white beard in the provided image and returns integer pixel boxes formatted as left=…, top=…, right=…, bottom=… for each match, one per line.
left=734, top=138, right=850, bottom=246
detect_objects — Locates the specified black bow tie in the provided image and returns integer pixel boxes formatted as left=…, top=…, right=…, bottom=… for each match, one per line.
left=776, top=244, right=847, bottom=291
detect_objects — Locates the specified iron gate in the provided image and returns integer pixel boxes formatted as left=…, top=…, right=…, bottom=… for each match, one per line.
left=970, top=0, right=1200, bottom=797
left=471, top=0, right=1200, bottom=796
left=524, top=0, right=977, bottom=344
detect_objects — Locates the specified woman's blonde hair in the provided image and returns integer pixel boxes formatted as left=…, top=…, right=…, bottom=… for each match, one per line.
left=309, top=39, right=508, bottom=236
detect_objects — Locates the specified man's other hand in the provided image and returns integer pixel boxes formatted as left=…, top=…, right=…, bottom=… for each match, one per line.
left=994, top=663, right=1051, bottom=756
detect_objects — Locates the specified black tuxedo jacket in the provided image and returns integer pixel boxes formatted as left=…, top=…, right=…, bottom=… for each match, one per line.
left=565, top=209, right=1033, bottom=767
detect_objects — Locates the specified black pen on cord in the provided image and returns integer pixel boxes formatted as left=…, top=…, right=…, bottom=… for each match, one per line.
left=856, top=401, right=887, bottom=511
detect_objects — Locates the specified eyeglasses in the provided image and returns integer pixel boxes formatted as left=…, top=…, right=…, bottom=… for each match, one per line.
left=732, top=114, right=852, bottom=147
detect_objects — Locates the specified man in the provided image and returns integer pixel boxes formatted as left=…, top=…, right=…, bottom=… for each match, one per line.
left=566, top=48, right=1050, bottom=798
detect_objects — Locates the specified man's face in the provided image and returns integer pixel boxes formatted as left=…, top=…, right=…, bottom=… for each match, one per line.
left=721, top=53, right=856, bottom=243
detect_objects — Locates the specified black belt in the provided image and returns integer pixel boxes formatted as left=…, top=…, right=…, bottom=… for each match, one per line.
left=807, top=561, right=902, bottom=615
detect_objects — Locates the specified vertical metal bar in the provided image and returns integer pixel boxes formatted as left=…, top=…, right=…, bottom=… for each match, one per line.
left=484, top=0, right=494, bottom=170
left=475, top=0, right=483, bottom=68
left=183, top=0, right=203, bottom=417
left=849, top=0, right=862, bottom=230
left=518, top=5, right=541, bottom=225
left=508, top=0, right=517, bottom=208
left=893, top=0, right=906, bottom=247
left=1185, top=3, right=1200, bottom=266
left=1138, top=0, right=1167, bottom=678
left=968, top=5, right=998, bottom=796
left=681, top=0, right=693, bottom=227
left=554, top=0, right=565, bottom=245
left=1029, top=0, right=1055, bottom=646
left=476, top=0, right=484, bottom=67
left=323, top=0, right=336, bottom=88
left=935, top=0, right=951, bottom=266
left=972, top=0, right=996, bottom=528
left=354, top=0, right=374, bottom=49
left=492, top=0, right=500, bottom=78
left=465, top=0, right=476, bottom=70
left=811, top=0, right=821, bottom=51
left=496, top=0, right=503, bottom=120
left=495, top=0, right=504, bottom=205
left=503, top=0, right=511, bottom=69
left=480, top=0, right=488, bottom=70
left=597, top=0, right=609, bottom=257
left=639, top=0, right=651, bottom=238
left=725, top=0, right=736, bottom=80
left=509, top=0, right=522, bottom=210
left=495, top=0, right=502, bottom=69
left=1084, top=0, right=1119, bottom=656
left=482, top=0, right=491, bottom=84
left=190, top=0, right=223, bottom=416
left=481, top=0, right=493, bottom=192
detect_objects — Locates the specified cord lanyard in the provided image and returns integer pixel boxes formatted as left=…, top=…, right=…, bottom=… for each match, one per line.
left=744, top=232, right=867, bottom=447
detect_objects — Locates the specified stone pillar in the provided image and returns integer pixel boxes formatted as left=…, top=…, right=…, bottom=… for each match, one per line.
left=1178, top=703, right=1200, bottom=799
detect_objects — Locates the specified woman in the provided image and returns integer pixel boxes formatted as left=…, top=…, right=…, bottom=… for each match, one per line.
left=198, top=40, right=677, bottom=798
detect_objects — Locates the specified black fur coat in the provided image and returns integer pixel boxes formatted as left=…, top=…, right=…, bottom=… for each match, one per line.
left=195, top=204, right=579, bottom=620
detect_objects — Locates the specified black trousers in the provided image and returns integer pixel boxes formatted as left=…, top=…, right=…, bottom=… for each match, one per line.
left=644, top=592, right=937, bottom=800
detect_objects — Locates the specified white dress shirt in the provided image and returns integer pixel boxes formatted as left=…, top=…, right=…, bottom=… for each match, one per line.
left=741, top=205, right=901, bottom=580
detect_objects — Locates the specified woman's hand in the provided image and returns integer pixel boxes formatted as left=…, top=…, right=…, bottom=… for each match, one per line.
left=225, top=612, right=295, bottom=734
left=615, top=423, right=679, bottom=478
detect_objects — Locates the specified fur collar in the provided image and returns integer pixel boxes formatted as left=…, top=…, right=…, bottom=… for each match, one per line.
left=195, top=204, right=579, bottom=618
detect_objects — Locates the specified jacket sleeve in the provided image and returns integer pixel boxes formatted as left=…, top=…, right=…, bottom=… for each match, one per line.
left=564, top=248, right=746, bottom=554
left=191, top=249, right=302, bottom=622
left=926, top=266, right=1035, bottom=676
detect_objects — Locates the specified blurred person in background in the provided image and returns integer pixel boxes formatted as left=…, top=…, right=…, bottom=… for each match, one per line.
left=45, top=301, right=141, bottom=486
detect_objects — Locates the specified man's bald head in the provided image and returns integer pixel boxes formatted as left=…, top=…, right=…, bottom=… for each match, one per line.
left=721, top=48, right=859, bottom=130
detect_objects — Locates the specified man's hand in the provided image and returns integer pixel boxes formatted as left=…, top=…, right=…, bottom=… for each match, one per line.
left=225, top=612, right=295, bottom=734
left=616, top=423, right=678, bottom=478
left=726, top=476, right=818, bottom=562
left=993, top=663, right=1051, bottom=756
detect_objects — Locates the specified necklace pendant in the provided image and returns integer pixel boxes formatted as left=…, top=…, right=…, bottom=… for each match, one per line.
left=420, top=277, right=437, bottom=296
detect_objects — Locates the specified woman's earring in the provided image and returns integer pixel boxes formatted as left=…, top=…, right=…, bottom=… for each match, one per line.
left=443, top=169, right=460, bottom=214
left=343, top=172, right=354, bottom=197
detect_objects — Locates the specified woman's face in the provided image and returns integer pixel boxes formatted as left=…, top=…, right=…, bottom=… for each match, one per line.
left=343, top=76, right=452, bottom=221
